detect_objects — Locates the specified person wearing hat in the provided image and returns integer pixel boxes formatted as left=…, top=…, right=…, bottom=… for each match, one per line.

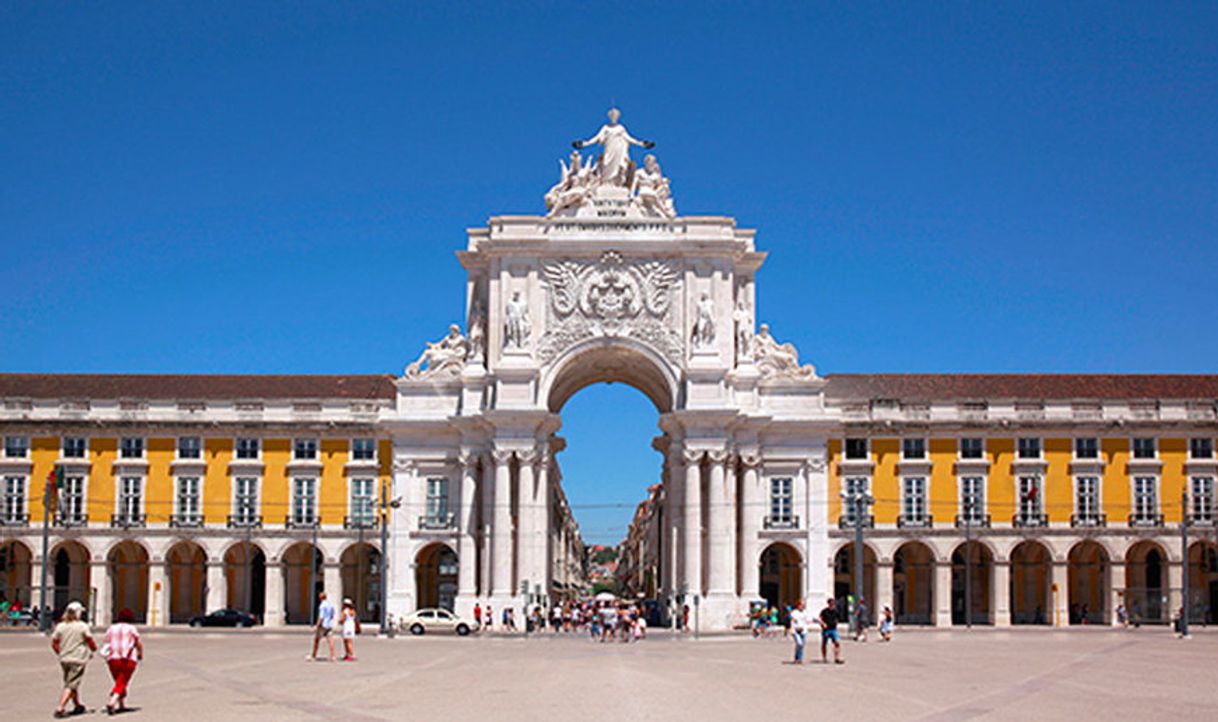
left=339, top=598, right=359, bottom=661
left=51, top=600, right=97, bottom=718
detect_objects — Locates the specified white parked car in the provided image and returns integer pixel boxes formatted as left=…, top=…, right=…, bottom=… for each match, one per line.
left=399, top=607, right=477, bottom=636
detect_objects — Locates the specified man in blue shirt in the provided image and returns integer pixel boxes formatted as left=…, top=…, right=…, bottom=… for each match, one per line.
left=309, top=592, right=337, bottom=661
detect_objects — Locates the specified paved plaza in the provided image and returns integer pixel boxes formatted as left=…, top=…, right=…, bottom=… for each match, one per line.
left=2, top=627, right=1216, bottom=721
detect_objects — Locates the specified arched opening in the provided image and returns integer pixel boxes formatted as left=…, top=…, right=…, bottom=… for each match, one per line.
left=341, top=543, right=381, bottom=623
left=544, top=340, right=677, bottom=414
left=1068, top=541, right=1109, bottom=625
left=951, top=542, right=992, bottom=625
left=107, top=541, right=149, bottom=624
left=833, top=543, right=876, bottom=624
left=893, top=541, right=935, bottom=625
left=50, top=540, right=91, bottom=618
left=224, top=543, right=265, bottom=619
left=1010, top=541, right=1052, bottom=625
left=1125, top=541, right=1167, bottom=624
left=759, top=543, right=801, bottom=613
left=166, top=541, right=207, bottom=624
left=0, top=539, right=33, bottom=607
left=1189, top=541, right=1218, bottom=624
left=416, top=542, right=457, bottom=611
left=281, top=542, right=323, bottom=625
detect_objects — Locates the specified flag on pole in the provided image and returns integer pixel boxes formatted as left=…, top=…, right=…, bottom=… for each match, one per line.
left=46, top=466, right=64, bottom=511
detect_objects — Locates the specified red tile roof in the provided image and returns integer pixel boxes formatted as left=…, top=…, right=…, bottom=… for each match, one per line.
left=825, top=374, right=1218, bottom=401
left=0, top=374, right=397, bottom=401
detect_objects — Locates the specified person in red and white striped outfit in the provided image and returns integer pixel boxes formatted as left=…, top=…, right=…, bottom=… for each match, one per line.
left=103, top=608, right=144, bottom=715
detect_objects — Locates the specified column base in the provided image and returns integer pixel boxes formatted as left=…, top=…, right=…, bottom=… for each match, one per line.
left=696, top=593, right=744, bottom=632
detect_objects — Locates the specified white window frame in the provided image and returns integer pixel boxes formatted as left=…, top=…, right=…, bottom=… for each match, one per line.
left=1131, top=475, right=1159, bottom=524
left=1073, top=437, right=1099, bottom=460
left=59, top=473, right=88, bottom=525
left=1131, top=437, right=1157, bottom=460
left=1016, top=475, right=1044, bottom=523
left=233, top=476, right=261, bottom=524
left=349, top=477, right=376, bottom=527
left=1190, top=476, right=1214, bottom=523
left=1074, top=475, right=1101, bottom=524
left=958, top=475, right=986, bottom=523
left=119, top=436, right=144, bottom=459
left=3, top=436, right=29, bottom=459
left=293, top=438, right=319, bottom=461
left=1017, top=437, right=1042, bottom=460
left=901, top=438, right=926, bottom=460
left=115, top=475, right=145, bottom=523
left=235, top=437, right=260, bottom=461
left=425, top=477, right=450, bottom=523
left=351, top=438, right=377, bottom=462
left=62, top=436, right=88, bottom=459
left=769, top=477, right=793, bottom=524
left=174, top=475, right=203, bottom=524
left=177, top=436, right=202, bottom=460
left=901, top=476, right=927, bottom=523
left=842, top=476, right=870, bottom=525
left=959, top=437, right=985, bottom=460
left=3, top=475, right=27, bottom=523
left=291, top=476, right=318, bottom=526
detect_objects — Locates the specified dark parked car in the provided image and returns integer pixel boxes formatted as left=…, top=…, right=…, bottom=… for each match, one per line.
left=189, top=609, right=258, bottom=628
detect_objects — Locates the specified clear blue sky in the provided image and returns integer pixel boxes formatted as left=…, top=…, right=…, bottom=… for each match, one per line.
left=3, top=3, right=1216, bottom=543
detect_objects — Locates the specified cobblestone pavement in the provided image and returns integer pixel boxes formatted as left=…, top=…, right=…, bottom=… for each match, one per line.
left=2, top=627, right=1215, bottom=721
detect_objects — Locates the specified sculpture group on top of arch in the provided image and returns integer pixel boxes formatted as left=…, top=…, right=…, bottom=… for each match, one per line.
left=544, top=108, right=676, bottom=219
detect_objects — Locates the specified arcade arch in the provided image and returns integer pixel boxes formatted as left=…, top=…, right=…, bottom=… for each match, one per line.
left=893, top=541, right=935, bottom=625
left=224, top=543, right=266, bottom=619
left=50, top=540, right=90, bottom=616
left=1189, top=541, right=1218, bottom=625
left=833, top=543, right=876, bottom=624
left=759, top=543, right=801, bottom=613
left=416, top=542, right=458, bottom=611
left=341, top=542, right=381, bottom=623
left=1010, top=540, right=1052, bottom=625
left=281, top=542, right=323, bottom=624
left=1125, top=540, right=1168, bottom=624
left=166, top=541, right=207, bottom=624
left=1068, top=540, right=1108, bottom=625
left=107, top=540, right=149, bottom=624
left=951, top=542, right=992, bottom=625
left=1, top=539, right=32, bottom=606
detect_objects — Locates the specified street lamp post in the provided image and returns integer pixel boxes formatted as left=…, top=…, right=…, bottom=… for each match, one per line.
left=242, top=498, right=253, bottom=617
left=1181, top=490, right=1190, bottom=638
left=378, top=482, right=401, bottom=636
left=841, top=488, right=874, bottom=636
left=309, top=516, right=319, bottom=624
left=964, top=497, right=974, bottom=629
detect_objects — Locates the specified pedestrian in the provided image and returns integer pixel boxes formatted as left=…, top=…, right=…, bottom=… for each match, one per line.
left=485, top=605, right=494, bottom=631
left=103, top=607, right=144, bottom=715
left=1117, top=603, right=1127, bottom=628
left=51, top=600, right=97, bottom=718
left=817, top=597, right=843, bottom=664
left=878, top=606, right=893, bottom=642
left=788, top=600, right=808, bottom=664
left=855, top=598, right=869, bottom=642
left=308, top=591, right=337, bottom=661
left=340, top=598, right=358, bottom=661
left=473, top=602, right=482, bottom=630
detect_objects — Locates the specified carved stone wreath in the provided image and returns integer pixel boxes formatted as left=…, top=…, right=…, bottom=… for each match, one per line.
left=538, top=251, right=683, bottom=365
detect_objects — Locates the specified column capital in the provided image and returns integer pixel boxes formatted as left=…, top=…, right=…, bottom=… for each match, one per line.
left=707, top=449, right=730, bottom=464
left=740, top=453, right=763, bottom=469
left=517, top=448, right=538, bottom=465
left=802, top=458, right=826, bottom=474
left=682, top=448, right=705, bottom=465
left=490, top=449, right=515, bottom=465
left=393, top=458, right=417, bottom=474
left=458, top=450, right=481, bottom=470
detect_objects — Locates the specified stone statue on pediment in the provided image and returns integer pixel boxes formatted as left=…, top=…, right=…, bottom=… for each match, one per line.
left=573, top=107, right=654, bottom=188
left=733, top=299, right=754, bottom=363
left=692, top=293, right=716, bottom=349
left=504, top=291, right=532, bottom=349
left=752, top=323, right=816, bottom=379
left=632, top=154, right=676, bottom=218
left=545, top=150, right=596, bottom=217
left=404, top=324, right=468, bottom=379
left=467, top=300, right=486, bottom=364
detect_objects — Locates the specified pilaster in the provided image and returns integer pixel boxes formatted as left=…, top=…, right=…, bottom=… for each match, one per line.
left=935, top=562, right=953, bottom=627
left=994, top=561, right=1011, bottom=626
left=681, top=449, right=703, bottom=597
left=264, top=560, right=284, bottom=626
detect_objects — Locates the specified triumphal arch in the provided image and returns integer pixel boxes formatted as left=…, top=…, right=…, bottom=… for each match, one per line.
left=388, top=110, right=830, bottom=629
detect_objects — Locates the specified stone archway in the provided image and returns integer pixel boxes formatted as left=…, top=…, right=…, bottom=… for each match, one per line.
left=0, top=539, right=33, bottom=606
left=107, top=541, right=149, bottom=624
left=833, top=543, right=876, bottom=624
left=759, top=543, right=801, bottom=613
left=166, top=541, right=207, bottom=624
left=1126, top=540, right=1168, bottom=624
left=1010, top=540, right=1052, bottom=625
left=1189, top=541, right=1218, bottom=624
left=542, top=338, right=680, bottom=415
left=416, top=542, right=458, bottom=611
left=893, top=541, right=935, bottom=625
left=50, top=540, right=91, bottom=617
left=341, top=542, right=381, bottom=623
left=951, top=542, right=993, bottom=625
left=1068, top=540, right=1109, bottom=625
left=224, top=543, right=266, bottom=619
left=281, top=542, right=323, bottom=625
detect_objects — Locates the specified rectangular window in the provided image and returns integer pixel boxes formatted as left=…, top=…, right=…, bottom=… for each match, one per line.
left=1190, top=438, right=1214, bottom=460
left=769, top=477, right=793, bottom=525
left=177, top=436, right=202, bottom=459
left=293, top=438, right=318, bottom=460
left=117, top=476, right=143, bottom=524
left=1074, top=437, right=1099, bottom=459
left=1132, top=437, right=1156, bottom=459
left=1190, top=477, right=1214, bottom=523
left=425, top=477, right=449, bottom=523
left=1017, top=476, right=1044, bottom=524
left=1132, top=476, right=1158, bottom=524
left=902, top=477, right=927, bottom=523
left=350, top=477, right=376, bottom=527
left=960, top=438, right=984, bottom=459
left=844, top=438, right=869, bottom=460
left=176, top=477, right=201, bottom=525
left=292, top=477, right=317, bottom=526
left=3, top=476, right=26, bottom=523
left=120, top=437, right=144, bottom=459
left=902, top=438, right=926, bottom=460
left=59, top=475, right=86, bottom=525
left=352, top=438, right=376, bottom=461
left=1075, top=476, right=1100, bottom=524
left=842, top=476, right=870, bottom=526
left=235, top=438, right=259, bottom=460
left=3, top=436, right=28, bottom=458
left=62, top=437, right=87, bottom=459
left=1017, top=438, right=1041, bottom=459
left=234, top=476, right=259, bottom=524
left=959, top=476, right=986, bottom=523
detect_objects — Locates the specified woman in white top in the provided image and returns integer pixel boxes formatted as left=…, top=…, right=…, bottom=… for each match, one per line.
left=340, top=599, right=358, bottom=661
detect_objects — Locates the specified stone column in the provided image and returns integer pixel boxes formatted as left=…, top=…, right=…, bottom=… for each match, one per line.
left=935, top=562, right=953, bottom=626
left=516, top=450, right=536, bottom=597
left=480, top=458, right=495, bottom=599
left=264, top=560, right=284, bottom=626
left=535, top=452, right=551, bottom=599
left=206, top=562, right=225, bottom=613
left=664, top=452, right=683, bottom=597
left=324, top=562, right=342, bottom=599
left=1110, top=561, right=1125, bottom=627
left=1052, top=561, right=1069, bottom=627
left=682, top=449, right=703, bottom=597
left=877, top=562, right=894, bottom=624
left=92, top=560, right=111, bottom=626
left=30, top=559, right=43, bottom=610
left=148, top=561, right=168, bottom=627
left=1167, top=559, right=1183, bottom=626
left=738, top=456, right=762, bottom=599
left=993, top=561, right=1011, bottom=626
left=490, top=449, right=514, bottom=599
left=706, top=450, right=734, bottom=597
left=457, top=453, right=479, bottom=607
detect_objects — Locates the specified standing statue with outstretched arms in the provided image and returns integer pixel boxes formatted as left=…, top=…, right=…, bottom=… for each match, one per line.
left=573, top=108, right=655, bottom=187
